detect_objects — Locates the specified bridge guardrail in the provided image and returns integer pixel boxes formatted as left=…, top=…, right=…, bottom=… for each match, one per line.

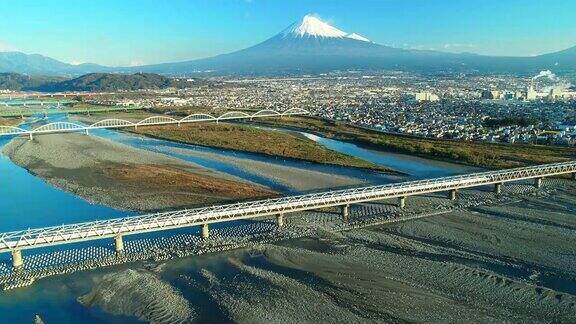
left=1, top=160, right=575, bottom=253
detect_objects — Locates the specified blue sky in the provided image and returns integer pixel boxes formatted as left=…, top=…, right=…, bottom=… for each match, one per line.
left=0, top=0, right=574, bottom=66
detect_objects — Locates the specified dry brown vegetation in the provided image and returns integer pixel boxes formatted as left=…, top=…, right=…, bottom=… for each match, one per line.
left=132, top=122, right=391, bottom=172
left=0, top=117, right=22, bottom=127
left=3, top=132, right=277, bottom=211
left=252, top=116, right=576, bottom=169
left=104, top=163, right=276, bottom=200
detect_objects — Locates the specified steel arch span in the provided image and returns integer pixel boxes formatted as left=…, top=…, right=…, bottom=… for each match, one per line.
left=179, top=113, right=217, bottom=123
left=89, top=119, right=135, bottom=128
left=0, top=109, right=310, bottom=138
left=33, top=122, right=85, bottom=134
left=0, top=126, right=29, bottom=135
left=136, top=116, right=179, bottom=126
left=282, top=108, right=310, bottom=116
left=251, top=109, right=282, bottom=117
left=216, top=111, right=252, bottom=121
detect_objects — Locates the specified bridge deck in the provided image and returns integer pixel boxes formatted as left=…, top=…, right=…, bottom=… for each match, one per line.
left=1, top=161, right=575, bottom=253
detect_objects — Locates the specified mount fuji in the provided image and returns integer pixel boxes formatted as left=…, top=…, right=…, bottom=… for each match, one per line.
left=133, top=15, right=436, bottom=74
left=278, top=15, right=371, bottom=42
left=132, top=14, right=576, bottom=75
left=1, top=14, right=576, bottom=76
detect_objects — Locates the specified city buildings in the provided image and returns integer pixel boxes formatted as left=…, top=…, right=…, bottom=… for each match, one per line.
left=5, top=72, right=575, bottom=146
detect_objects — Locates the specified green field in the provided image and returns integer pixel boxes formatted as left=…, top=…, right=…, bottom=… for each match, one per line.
left=132, top=122, right=393, bottom=173
left=250, top=116, right=576, bottom=170
left=64, top=102, right=143, bottom=113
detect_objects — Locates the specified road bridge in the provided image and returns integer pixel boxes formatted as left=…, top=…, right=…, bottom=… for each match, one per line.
left=0, top=105, right=144, bottom=118
left=2, top=161, right=575, bottom=270
left=0, top=108, right=310, bottom=139
left=0, top=100, right=74, bottom=107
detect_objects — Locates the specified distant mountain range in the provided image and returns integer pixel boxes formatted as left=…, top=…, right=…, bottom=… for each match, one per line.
left=1, top=15, right=575, bottom=76
left=0, top=52, right=111, bottom=76
left=0, top=72, right=194, bottom=92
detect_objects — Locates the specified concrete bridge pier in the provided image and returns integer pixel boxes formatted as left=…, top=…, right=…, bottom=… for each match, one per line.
left=201, top=224, right=209, bottom=239
left=341, top=204, right=350, bottom=223
left=398, top=196, right=406, bottom=209
left=449, top=189, right=458, bottom=201
left=11, top=249, right=23, bottom=271
left=276, top=213, right=284, bottom=228
left=494, top=182, right=503, bottom=194
left=85, top=129, right=89, bottom=135
left=571, top=172, right=576, bottom=181
left=28, top=133, right=33, bottom=141
left=114, top=235, right=124, bottom=257
left=534, top=177, right=543, bottom=189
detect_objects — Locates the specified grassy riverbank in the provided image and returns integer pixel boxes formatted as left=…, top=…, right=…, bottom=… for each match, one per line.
left=250, top=116, right=576, bottom=169
left=130, top=123, right=392, bottom=173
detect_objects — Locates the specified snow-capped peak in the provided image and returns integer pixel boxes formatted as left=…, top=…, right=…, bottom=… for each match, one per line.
left=280, top=14, right=371, bottom=42
left=282, top=15, right=346, bottom=38
left=345, top=33, right=370, bottom=42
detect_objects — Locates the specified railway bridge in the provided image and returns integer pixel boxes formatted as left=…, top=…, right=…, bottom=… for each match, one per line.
left=0, top=108, right=310, bottom=139
left=2, top=161, right=575, bottom=271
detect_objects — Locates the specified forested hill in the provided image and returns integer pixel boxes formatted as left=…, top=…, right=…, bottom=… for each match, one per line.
left=0, top=72, right=197, bottom=92
left=0, top=73, right=61, bottom=90
left=35, top=73, right=195, bottom=92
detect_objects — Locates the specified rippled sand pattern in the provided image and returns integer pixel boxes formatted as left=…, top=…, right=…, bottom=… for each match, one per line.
left=78, top=269, right=194, bottom=323
left=158, top=180, right=576, bottom=322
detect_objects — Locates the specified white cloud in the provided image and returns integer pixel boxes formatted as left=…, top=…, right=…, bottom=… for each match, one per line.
left=0, top=41, right=16, bottom=52
left=443, top=43, right=477, bottom=50
left=128, top=60, right=145, bottom=67
left=409, top=44, right=436, bottom=51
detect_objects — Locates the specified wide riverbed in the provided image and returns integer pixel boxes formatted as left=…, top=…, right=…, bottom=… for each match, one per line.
left=0, top=114, right=476, bottom=229
left=0, top=115, right=494, bottom=323
left=0, top=115, right=475, bottom=251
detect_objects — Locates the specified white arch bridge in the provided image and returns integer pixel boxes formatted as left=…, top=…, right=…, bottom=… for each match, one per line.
left=0, top=108, right=310, bottom=139
left=2, top=160, right=576, bottom=270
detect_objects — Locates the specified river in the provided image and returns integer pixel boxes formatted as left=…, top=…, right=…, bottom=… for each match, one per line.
left=0, top=114, right=478, bottom=323
left=0, top=114, right=476, bottom=257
